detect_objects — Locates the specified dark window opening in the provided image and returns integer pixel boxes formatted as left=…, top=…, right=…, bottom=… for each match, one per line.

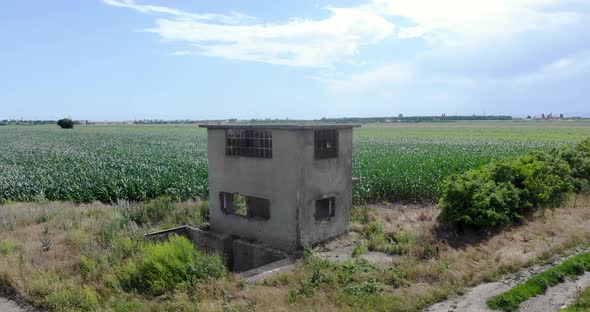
left=314, top=129, right=338, bottom=159
left=226, top=128, right=272, bottom=158
left=315, top=197, right=335, bottom=221
left=220, top=192, right=270, bottom=220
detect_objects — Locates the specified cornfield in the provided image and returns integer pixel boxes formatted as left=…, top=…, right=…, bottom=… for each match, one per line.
left=0, top=124, right=582, bottom=204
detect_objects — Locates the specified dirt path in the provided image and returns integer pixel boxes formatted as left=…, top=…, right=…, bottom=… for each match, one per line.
left=425, top=247, right=590, bottom=312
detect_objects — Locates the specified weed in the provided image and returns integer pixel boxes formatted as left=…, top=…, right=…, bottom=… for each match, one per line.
left=117, top=235, right=226, bottom=295
left=40, top=225, right=53, bottom=253
left=0, top=239, right=16, bottom=255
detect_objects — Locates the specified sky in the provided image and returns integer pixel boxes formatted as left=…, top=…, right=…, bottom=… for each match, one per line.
left=1, top=0, right=589, bottom=121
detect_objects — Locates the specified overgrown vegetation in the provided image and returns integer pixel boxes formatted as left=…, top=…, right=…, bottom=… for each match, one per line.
left=487, top=252, right=590, bottom=312
left=2, top=196, right=590, bottom=311
left=439, top=139, right=590, bottom=230
left=116, top=234, right=226, bottom=296
left=561, top=286, right=590, bottom=311
left=0, top=199, right=219, bottom=311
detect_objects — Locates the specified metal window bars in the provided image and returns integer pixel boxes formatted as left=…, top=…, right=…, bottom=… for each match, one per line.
left=226, top=128, right=273, bottom=158
left=314, top=129, right=338, bottom=159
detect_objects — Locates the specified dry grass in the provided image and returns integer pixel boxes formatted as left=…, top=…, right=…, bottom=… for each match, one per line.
left=1, top=196, right=590, bottom=311
left=227, top=194, right=590, bottom=311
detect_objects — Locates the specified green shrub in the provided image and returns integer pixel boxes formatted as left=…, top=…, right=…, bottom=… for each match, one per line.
left=42, top=286, right=99, bottom=312
left=438, top=140, right=590, bottom=230
left=487, top=252, right=590, bottom=312
left=57, top=118, right=74, bottom=129
left=0, top=239, right=16, bottom=255
left=117, top=234, right=226, bottom=296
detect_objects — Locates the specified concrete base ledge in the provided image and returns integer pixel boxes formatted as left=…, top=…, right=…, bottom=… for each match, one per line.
left=232, top=239, right=288, bottom=273
left=239, top=258, right=296, bottom=284
left=144, top=225, right=188, bottom=241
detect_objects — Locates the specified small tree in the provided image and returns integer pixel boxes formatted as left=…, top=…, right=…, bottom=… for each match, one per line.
left=57, top=118, right=74, bottom=129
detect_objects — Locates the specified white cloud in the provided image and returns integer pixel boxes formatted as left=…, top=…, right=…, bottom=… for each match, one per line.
left=104, top=0, right=394, bottom=67
left=103, top=0, right=255, bottom=24
left=169, top=50, right=193, bottom=56
left=364, top=0, right=581, bottom=44
left=513, top=50, right=590, bottom=85
left=319, top=63, right=416, bottom=94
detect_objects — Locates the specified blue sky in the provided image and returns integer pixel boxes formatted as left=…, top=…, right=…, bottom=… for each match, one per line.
left=1, top=0, right=589, bottom=120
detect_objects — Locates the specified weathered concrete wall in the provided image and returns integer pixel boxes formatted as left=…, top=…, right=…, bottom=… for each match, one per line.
left=297, top=128, right=353, bottom=247
left=207, top=129, right=301, bottom=250
left=206, top=126, right=355, bottom=251
left=232, top=239, right=287, bottom=273
left=185, top=227, right=236, bottom=267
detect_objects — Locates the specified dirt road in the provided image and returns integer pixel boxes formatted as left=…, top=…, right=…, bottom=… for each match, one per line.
left=426, top=248, right=590, bottom=312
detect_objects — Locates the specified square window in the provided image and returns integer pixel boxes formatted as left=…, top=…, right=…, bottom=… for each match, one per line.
left=315, top=197, right=335, bottom=221
left=314, top=129, right=338, bottom=159
left=226, top=128, right=272, bottom=158
left=220, top=192, right=270, bottom=220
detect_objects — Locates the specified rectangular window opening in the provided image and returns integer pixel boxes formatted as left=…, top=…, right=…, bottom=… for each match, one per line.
left=226, top=128, right=272, bottom=158
left=314, top=129, right=338, bottom=159
left=220, top=192, right=270, bottom=220
left=315, top=197, right=336, bottom=221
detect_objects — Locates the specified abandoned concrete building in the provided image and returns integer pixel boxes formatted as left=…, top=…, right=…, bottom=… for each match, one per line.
left=147, top=124, right=360, bottom=277
left=200, top=124, right=359, bottom=251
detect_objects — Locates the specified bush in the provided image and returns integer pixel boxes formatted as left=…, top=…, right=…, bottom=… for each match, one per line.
left=42, top=286, right=99, bottom=312
left=117, top=235, right=226, bottom=296
left=57, top=118, right=74, bottom=129
left=438, top=140, right=590, bottom=230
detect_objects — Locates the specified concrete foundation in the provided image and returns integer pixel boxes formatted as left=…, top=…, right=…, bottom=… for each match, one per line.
left=145, top=226, right=290, bottom=274
left=231, top=239, right=287, bottom=273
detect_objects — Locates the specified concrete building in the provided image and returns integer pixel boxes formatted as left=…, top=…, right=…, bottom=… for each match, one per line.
left=200, top=124, right=360, bottom=251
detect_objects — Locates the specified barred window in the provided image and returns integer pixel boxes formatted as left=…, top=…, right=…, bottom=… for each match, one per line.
left=314, top=129, right=338, bottom=159
left=226, top=128, right=272, bottom=158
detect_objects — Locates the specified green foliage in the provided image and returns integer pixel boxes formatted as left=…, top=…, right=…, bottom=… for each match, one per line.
left=487, top=252, right=590, bottom=312
left=42, top=286, right=99, bottom=312
left=352, top=240, right=369, bottom=257
left=344, top=279, right=383, bottom=296
left=439, top=140, right=590, bottom=230
left=116, top=234, right=226, bottom=296
left=0, top=239, right=16, bottom=255
left=57, top=118, right=74, bottom=129
left=0, top=124, right=574, bottom=204
left=0, top=125, right=208, bottom=203
left=123, top=197, right=208, bottom=228
left=356, top=221, right=437, bottom=259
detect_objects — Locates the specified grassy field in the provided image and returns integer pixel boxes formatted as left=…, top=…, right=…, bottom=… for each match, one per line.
left=1, top=120, right=589, bottom=204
